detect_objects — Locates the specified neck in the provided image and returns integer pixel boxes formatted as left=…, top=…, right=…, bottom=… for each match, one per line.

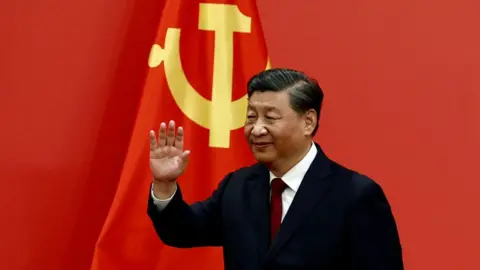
left=268, top=141, right=312, bottom=177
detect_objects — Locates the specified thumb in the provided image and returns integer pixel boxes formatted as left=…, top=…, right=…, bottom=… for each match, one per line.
left=180, top=150, right=190, bottom=161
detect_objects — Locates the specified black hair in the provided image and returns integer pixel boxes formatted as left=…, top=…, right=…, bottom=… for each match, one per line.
left=247, top=68, right=324, bottom=136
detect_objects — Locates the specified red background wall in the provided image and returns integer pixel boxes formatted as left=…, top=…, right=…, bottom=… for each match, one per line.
left=0, top=0, right=165, bottom=268
left=0, top=0, right=479, bottom=269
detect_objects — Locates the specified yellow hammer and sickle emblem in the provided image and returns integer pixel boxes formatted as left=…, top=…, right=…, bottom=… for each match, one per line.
left=148, top=3, right=271, bottom=148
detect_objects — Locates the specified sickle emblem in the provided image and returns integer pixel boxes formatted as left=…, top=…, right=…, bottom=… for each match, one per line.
left=148, top=3, right=271, bottom=148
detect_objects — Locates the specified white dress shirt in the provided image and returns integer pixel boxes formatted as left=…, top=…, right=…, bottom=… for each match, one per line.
left=151, top=142, right=317, bottom=222
left=268, top=142, right=317, bottom=221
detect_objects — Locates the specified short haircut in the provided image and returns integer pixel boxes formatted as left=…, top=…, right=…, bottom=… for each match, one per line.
left=247, top=68, right=324, bottom=136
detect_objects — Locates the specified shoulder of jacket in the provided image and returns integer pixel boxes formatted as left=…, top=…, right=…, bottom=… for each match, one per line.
left=230, top=162, right=264, bottom=177
left=330, top=161, right=381, bottom=197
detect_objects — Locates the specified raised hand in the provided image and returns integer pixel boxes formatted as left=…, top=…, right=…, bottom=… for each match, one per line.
left=149, top=120, right=190, bottom=185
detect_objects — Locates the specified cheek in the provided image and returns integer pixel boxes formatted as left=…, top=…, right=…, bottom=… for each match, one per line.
left=271, top=123, right=300, bottom=142
left=268, top=126, right=289, bottom=142
left=243, top=125, right=252, bottom=138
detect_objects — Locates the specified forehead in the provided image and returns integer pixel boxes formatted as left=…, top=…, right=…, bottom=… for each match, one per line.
left=247, top=91, right=291, bottom=110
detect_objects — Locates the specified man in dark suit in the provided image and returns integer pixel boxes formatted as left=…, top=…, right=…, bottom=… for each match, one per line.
left=147, top=68, right=403, bottom=269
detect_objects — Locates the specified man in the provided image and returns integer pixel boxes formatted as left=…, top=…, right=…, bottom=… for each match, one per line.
left=147, top=68, right=403, bottom=269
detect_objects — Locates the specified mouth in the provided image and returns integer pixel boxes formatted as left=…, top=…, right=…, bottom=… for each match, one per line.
left=252, top=142, right=272, bottom=149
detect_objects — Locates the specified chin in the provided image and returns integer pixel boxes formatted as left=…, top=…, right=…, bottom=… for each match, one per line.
left=252, top=151, right=276, bottom=164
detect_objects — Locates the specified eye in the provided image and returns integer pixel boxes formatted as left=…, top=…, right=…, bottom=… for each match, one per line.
left=265, top=115, right=278, bottom=121
left=245, top=113, right=257, bottom=124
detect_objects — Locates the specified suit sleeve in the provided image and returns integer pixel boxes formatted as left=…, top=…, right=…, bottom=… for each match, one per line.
left=147, top=173, right=232, bottom=248
left=347, top=174, right=404, bottom=270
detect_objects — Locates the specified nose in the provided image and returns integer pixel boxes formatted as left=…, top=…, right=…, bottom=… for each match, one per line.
left=251, top=122, right=267, bottom=136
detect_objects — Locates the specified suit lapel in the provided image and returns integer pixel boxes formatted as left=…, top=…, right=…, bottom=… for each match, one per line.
left=246, top=164, right=271, bottom=262
left=266, top=144, right=333, bottom=260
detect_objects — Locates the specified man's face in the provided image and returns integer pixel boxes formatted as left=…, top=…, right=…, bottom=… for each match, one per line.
left=244, top=90, right=308, bottom=164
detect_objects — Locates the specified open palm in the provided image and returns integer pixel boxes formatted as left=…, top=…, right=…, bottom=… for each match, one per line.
left=149, top=121, right=190, bottom=183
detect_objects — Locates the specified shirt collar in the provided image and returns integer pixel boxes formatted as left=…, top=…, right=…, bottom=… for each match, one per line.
left=269, top=141, right=317, bottom=192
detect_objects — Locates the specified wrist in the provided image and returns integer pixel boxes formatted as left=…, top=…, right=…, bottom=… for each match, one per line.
left=152, top=180, right=177, bottom=199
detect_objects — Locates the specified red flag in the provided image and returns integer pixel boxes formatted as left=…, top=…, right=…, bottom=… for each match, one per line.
left=90, top=0, right=270, bottom=269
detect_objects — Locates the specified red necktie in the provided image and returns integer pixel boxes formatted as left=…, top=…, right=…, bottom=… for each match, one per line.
left=270, top=178, right=287, bottom=242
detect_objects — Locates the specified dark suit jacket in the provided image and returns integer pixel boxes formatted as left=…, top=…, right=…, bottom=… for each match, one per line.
left=147, top=144, right=403, bottom=270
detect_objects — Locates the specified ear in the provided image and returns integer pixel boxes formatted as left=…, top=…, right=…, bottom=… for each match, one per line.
left=303, top=109, right=317, bottom=136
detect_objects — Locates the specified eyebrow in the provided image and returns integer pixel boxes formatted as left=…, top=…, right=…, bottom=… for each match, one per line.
left=247, top=104, right=281, bottom=113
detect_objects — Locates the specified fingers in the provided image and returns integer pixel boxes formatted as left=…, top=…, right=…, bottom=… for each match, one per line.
left=157, top=120, right=184, bottom=149
left=158, top=122, right=167, bottom=146
left=149, top=130, right=157, bottom=151
left=174, top=126, right=184, bottom=150
left=166, top=120, right=175, bottom=146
